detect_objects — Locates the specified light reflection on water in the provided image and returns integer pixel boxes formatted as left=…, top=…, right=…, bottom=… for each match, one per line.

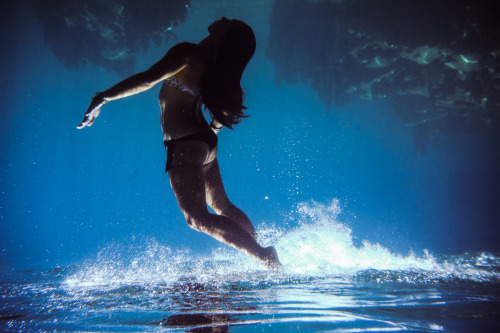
left=2, top=200, right=500, bottom=332
left=2, top=255, right=499, bottom=332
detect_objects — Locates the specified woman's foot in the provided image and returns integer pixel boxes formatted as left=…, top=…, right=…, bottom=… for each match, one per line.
left=260, top=246, right=283, bottom=270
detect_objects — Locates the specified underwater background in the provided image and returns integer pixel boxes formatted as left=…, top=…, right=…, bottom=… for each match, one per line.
left=1, top=0, right=500, bottom=331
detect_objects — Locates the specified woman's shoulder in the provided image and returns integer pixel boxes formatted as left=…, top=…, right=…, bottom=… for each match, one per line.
left=170, top=42, right=212, bottom=68
left=169, top=42, right=206, bottom=55
left=165, top=42, right=210, bottom=65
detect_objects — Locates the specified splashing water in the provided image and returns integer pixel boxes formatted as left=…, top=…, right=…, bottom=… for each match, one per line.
left=273, top=199, right=500, bottom=282
left=64, top=199, right=500, bottom=291
left=274, top=199, right=434, bottom=275
left=3, top=199, right=499, bottom=332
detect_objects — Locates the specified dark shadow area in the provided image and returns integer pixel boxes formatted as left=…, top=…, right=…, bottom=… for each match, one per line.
left=267, top=0, right=500, bottom=153
left=162, top=313, right=234, bottom=332
left=156, top=281, right=259, bottom=332
left=32, top=0, right=191, bottom=75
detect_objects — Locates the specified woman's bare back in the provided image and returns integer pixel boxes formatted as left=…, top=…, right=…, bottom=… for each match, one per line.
left=159, top=43, right=213, bottom=142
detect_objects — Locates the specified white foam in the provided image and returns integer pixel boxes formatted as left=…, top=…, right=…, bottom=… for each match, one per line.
left=64, top=199, right=500, bottom=291
left=273, top=199, right=499, bottom=282
left=274, top=199, right=436, bottom=275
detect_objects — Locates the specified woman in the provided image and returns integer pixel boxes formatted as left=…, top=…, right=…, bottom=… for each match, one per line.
left=78, top=18, right=282, bottom=269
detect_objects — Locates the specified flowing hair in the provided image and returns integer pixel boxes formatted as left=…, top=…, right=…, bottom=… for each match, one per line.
left=201, top=20, right=256, bottom=129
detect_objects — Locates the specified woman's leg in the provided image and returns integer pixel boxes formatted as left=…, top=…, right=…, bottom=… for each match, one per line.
left=168, top=141, right=280, bottom=268
left=203, top=158, right=257, bottom=238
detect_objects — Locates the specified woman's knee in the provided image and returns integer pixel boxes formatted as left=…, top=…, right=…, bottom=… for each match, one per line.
left=185, top=215, right=201, bottom=231
left=184, top=212, right=211, bottom=232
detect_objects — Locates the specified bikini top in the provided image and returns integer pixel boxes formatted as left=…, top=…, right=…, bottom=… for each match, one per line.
left=164, top=77, right=200, bottom=97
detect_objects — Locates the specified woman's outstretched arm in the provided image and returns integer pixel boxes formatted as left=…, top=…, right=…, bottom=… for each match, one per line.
left=78, top=43, right=192, bottom=129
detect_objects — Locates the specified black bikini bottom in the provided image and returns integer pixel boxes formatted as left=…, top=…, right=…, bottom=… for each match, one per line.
left=164, top=130, right=218, bottom=172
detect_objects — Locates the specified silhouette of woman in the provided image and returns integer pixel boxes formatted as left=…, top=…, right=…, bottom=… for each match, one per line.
left=78, top=18, right=281, bottom=269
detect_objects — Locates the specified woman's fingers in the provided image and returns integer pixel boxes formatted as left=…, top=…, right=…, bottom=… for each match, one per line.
left=77, top=106, right=101, bottom=129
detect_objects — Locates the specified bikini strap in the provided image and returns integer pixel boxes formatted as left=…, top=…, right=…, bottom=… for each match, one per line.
left=164, top=77, right=200, bottom=97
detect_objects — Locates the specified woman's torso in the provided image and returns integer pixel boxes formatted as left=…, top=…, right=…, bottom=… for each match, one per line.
left=159, top=43, right=213, bottom=142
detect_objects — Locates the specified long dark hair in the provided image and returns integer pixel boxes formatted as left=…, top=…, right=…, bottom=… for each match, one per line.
left=201, top=20, right=256, bottom=129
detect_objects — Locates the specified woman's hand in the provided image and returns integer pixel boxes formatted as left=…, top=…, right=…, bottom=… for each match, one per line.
left=77, top=93, right=108, bottom=129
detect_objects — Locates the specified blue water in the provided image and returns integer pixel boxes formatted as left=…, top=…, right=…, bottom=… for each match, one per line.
left=2, top=200, right=500, bottom=332
left=2, top=1, right=500, bottom=331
